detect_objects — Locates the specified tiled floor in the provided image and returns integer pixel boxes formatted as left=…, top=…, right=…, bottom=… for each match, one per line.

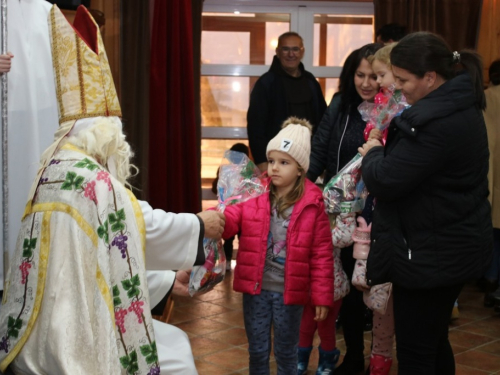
left=171, top=261, right=500, bottom=375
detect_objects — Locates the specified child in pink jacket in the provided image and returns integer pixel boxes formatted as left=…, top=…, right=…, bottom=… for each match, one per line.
left=222, top=117, right=334, bottom=375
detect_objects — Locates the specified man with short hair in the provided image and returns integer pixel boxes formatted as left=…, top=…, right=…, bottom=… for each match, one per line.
left=247, top=32, right=327, bottom=172
left=375, top=23, right=406, bottom=44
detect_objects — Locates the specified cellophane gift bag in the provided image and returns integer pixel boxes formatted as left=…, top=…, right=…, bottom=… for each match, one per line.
left=323, top=88, right=408, bottom=215
left=322, top=153, right=368, bottom=215
left=188, top=150, right=269, bottom=296
left=358, top=86, right=408, bottom=144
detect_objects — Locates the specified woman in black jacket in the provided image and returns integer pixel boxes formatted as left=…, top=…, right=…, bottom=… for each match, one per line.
left=308, top=43, right=382, bottom=375
left=359, top=32, right=493, bottom=375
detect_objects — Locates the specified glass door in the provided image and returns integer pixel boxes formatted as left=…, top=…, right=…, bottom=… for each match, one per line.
left=200, top=1, right=374, bottom=208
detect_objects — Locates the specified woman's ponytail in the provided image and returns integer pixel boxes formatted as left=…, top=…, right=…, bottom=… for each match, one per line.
left=391, top=32, right=485, bottom=110
left=456, top=50, right=485, bottom=110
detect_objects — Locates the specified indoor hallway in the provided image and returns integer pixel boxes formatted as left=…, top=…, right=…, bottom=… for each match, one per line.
left=171, top=261, right=500, bottom=375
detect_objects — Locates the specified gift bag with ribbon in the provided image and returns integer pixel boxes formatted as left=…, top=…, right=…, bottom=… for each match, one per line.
left=358, top=86, right=408, bottom=145
left=323, top=153, right=368, bottom=215
left=189, top=150, right=269, bottom=296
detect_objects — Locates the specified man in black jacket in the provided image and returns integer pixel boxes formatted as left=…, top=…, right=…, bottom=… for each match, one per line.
left=247, top=31, right=326, bottom=172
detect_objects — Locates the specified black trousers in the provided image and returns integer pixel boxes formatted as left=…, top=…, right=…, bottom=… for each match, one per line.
left=393, top=283, right=463, bottom=375
left=339, top=246, right=366, bottom=361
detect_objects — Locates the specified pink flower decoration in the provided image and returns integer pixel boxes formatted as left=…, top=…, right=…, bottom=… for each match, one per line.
left=128, top=300, right=145, bottom=324
left=97, top=171, right=112, bottom=191
left=19, top=261, right=32, bottom=284
left=115, top=308, right=129, bottom=333
left=84, top=180, right=98, bottom=204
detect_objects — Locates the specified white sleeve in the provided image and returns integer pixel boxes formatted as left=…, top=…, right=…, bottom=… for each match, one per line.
left=147, top=270, right=176, bottom=309
left=140, top=200, right=201, bottom=271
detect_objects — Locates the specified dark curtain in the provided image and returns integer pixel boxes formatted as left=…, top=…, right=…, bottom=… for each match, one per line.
left=374, top=0, right=482, bottom=50
left=120, top=0, right=151, bottom=200
left=148, top=0, right=201, bottom=213
left=192, top=0, right=203, bottom=208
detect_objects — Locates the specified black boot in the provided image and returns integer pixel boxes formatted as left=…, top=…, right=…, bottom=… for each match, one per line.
left=297, top=346, right=313, bottom=375
left=477, top=277, right=498, bottom=292
left=316, top=347, right=340, bottom=375
left=495, top=298, right=500, bottom=313
left=333, top=353, right=365, bottom=375
left=485, top=285, right=500, bottom=308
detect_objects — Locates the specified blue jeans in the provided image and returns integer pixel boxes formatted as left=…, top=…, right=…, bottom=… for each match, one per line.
left=243, top=290, right=304, bottom=375
left=485, top=228, right=500, bottom=286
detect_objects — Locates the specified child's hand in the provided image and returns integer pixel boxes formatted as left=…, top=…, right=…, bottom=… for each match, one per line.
left=0, top=52, right=13, bottom=73
left=358, top=139, right=382, bottom=157
left=368, top=128, right=383, bottom=141
left=314, top=306, right=329, bottom=321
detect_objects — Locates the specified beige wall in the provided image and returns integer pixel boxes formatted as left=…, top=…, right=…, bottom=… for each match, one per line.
left=478, top=0, right=500, bottom=83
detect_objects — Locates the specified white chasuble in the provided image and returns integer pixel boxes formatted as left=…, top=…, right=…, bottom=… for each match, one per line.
left=0, top=145, right=160, bottom=375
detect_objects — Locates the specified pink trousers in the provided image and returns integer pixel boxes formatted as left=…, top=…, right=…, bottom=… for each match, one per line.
left=371, top=293, right=395, bottom=357
left=299, top=299, right=342, bottom=351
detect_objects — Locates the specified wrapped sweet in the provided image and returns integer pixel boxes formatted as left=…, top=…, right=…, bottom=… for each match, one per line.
left=189, top=150, right=269, bottom=296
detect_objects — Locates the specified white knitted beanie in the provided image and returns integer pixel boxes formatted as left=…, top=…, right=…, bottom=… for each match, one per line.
left=266, top=117, right=312, bottom=171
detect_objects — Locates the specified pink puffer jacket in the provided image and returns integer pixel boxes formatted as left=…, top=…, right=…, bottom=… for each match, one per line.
left=223, top=179, right=334, bottom=307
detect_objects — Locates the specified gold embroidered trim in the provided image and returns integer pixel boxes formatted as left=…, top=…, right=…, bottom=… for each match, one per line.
left=23, top=200, right=32, bottom=219
left=96, top=266, right=115, bottom=328
left=0, top=212, right=52, bottom=372
left=31, top=203, right=98, bottom=247
left=75, top=36, right=87, bottom=115
left=26, top=203, right=114, bottom=327
left=60, top=143, right=87, bottom=154
left=50, top=9, right=64, bottom=119
left=50, top=6, right=122, bottom=125
left=126, top=190, right=146, bottom=261
left=59, top=110, right=122, bottom=124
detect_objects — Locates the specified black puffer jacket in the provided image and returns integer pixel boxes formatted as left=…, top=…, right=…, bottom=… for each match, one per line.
left=363, top=73, right=493, bottom=289
left=247, top=56, right=326, bottom=165
left=307, top=93, right=366, bottom=183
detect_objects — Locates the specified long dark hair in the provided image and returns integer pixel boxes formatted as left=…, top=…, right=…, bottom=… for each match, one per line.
left=489, top=59, right=500, bottom=86
left=376, top=23, right=406, bottom=43
left=390, top=32, right=485, bottom=110
left=339, top=43, right=383, bottom=113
